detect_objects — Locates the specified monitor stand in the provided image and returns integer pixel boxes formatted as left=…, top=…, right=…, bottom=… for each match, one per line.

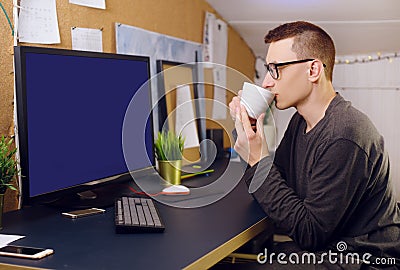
left=77, top=190, right=97, bottom=200
left=42, top=181, right=136, bottom=210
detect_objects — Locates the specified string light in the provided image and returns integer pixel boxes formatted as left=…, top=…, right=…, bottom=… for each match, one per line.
left=335, top=52, right=400, bottom=65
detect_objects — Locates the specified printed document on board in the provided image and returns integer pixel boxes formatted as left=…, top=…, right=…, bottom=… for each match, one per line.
left=18, top=0, right=60, bottom=44
left=212, top=66, right=227, bottom=119
left=71, top=27, right=103, bottom=52
left=69, top=0, right=106, bottom=9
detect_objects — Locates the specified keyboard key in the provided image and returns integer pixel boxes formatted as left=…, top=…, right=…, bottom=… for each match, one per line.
left=141, top=198, right=148, bottom=205
left=122, top=198, right=131, bottom=225
left=117, top=201, right=123, bottom=224
left=136, top=205, right=146, bottom=226
left=127, top=198, right=138, bottom=225
left=142, top=205, right=154, bottom=226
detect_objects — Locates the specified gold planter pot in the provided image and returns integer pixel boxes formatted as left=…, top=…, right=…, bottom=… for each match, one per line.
left=158, top=160, right=182, bottom=185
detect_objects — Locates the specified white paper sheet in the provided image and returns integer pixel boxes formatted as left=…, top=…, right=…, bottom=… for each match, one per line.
left=0, top=234, right=25, bottom=248
left=202, top=12, right=215, bottom=63
left=18, top=0, right=60, bottom=44
left=69, top=0, right=106, bottom=9
left=202, top=13, right=228, bottom=66
left=211, top=66, right=227, bottom=119
left=175, top=85, right=200, bottom=149
left=211, top=18, right=228, bottom=119
left=213, top=19, right=227, bottom=65
left=202, top=14, right=228, bottom=119
left=71, top=27, right=103, bottom=52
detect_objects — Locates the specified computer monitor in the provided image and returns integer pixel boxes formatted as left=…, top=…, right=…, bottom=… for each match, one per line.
left=14, top=46, right=154, bottom=207
left=156, top=60, right=208, bottom=166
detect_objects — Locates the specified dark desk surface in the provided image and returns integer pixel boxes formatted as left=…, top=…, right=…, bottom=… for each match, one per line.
left=0, top=162, right=271, bottom=270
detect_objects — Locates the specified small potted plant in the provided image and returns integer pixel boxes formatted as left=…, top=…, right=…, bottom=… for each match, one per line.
left=154, top=130, right=185, bottom=185
left=0, top=136, right=18, bottom=229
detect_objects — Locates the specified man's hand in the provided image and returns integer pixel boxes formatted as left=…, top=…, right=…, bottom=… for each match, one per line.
left=229, top=90, right=242, bottom=121
left=229, top=90, right=257, bottom=131
left=234, top=105, right=269, bottom=167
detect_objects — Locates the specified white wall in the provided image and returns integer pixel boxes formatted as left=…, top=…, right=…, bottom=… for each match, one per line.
left=271, top=55, right=400, bottom=199
left=333, top=55, right=400, bottom=199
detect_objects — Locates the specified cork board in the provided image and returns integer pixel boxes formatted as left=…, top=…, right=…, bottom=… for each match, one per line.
left=0, top=0, right=255, bottom=211
left=0, top=1, right=14, bottom=136
left=0, top=1, right=18, bottom=212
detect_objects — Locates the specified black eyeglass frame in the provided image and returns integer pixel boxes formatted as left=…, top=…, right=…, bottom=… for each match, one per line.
left=264, top=58, right=326, bottom=80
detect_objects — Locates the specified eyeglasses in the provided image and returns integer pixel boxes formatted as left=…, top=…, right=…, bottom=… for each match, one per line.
left=264, top=59, right=326, bottom=80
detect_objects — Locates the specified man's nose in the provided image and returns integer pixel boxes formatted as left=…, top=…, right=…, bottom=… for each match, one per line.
left=262, top=71, right=275, bottom=89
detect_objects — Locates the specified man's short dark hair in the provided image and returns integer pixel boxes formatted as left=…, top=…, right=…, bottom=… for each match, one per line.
left=265, top=21, right=335, bottom=81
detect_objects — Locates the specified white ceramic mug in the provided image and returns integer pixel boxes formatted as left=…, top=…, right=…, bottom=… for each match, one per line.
left=240, top=82, right=274, bottom=119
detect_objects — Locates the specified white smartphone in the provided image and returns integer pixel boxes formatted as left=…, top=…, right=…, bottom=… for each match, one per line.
left=0, top=245, right=54, bottom=259
left=62, top=207, right=105, bottom=219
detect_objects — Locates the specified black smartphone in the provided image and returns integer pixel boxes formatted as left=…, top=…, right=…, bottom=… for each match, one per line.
left=0, top=245, right=54, bottom=259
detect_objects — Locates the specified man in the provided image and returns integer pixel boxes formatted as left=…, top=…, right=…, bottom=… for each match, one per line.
left=229, top=21, right=400, bottom=268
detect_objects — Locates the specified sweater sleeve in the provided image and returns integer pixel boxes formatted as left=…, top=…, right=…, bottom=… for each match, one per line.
left=244, top=139, right=371, bottom=251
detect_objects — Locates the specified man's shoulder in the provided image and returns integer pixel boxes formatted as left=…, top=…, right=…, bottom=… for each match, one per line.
left=326, top=96, right=382, bottom=148
left=329, top=96, right=375, bottom=131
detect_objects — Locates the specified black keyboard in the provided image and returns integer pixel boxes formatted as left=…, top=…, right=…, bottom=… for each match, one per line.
left=115, top=196, right=165, bottom=233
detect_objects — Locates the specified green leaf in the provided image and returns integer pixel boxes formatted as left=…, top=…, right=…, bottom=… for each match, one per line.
left=5, top=184, right=16, bottom=191
left=0, top=135, right=19, bottom=192
left=153, top=130, right=185, bottom=161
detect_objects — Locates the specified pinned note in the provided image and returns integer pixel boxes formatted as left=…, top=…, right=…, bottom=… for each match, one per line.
left=69, top=0, right=106, bottom=9
left=71, top=27, right=103, bottom=52
left=17, top=0, right=60, bottom=44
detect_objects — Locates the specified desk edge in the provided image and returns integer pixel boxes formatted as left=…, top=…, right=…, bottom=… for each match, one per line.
left=182, top=217, right=271, bottom=270
left=0, top=263, right=51, bottom=270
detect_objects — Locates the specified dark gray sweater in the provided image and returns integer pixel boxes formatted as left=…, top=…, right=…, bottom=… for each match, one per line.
left=242, top=94, right=400, bottom=261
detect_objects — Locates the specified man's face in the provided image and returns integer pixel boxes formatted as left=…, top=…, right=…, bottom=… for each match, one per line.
left=263, top=38, right=312, bottom=110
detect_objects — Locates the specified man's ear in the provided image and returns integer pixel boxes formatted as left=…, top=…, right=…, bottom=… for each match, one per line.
left=308, top=60, right=324, bottom=82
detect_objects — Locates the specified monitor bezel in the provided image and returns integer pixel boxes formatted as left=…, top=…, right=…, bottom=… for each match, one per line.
left=14, top=46, right=155, bottom=206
